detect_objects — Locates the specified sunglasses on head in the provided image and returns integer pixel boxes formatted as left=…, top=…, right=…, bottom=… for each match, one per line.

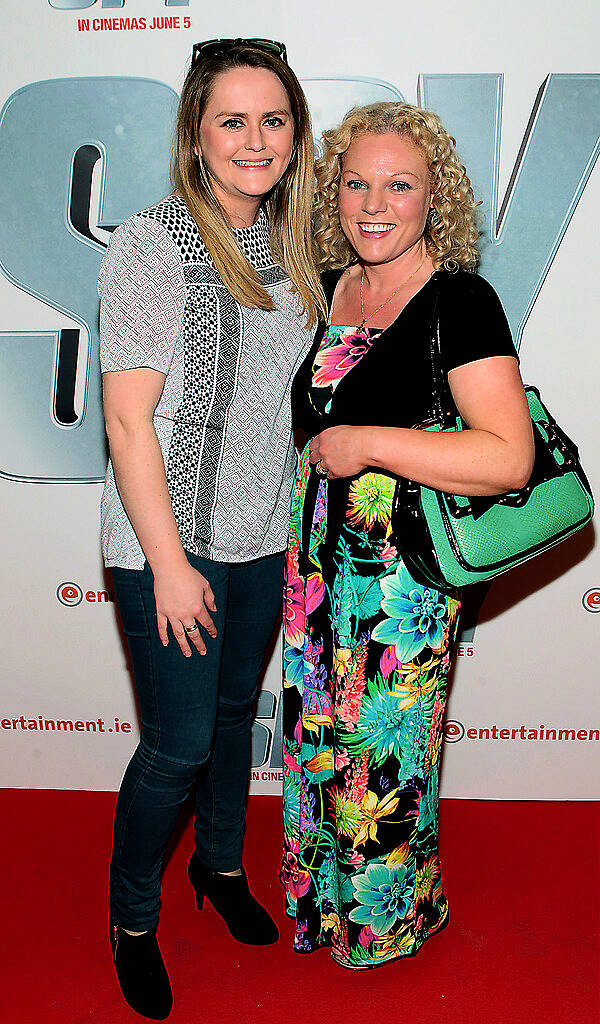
left=192, top=38, right=288, bottom=67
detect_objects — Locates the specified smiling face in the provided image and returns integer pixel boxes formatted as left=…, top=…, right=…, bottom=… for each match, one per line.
left=338, top=132, right=433, bottom=267
left=197, top=66, right=295, bottom=225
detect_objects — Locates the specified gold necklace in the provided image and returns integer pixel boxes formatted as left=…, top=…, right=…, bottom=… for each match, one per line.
left=359, top=255, right=426, bottom=329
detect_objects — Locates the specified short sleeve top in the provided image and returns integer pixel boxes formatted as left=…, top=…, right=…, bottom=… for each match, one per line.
left=99, top=195, right=314, bottom=569
left=99, top=215, right=186, bottom=377
left=292, top=267, right=518, bottom=437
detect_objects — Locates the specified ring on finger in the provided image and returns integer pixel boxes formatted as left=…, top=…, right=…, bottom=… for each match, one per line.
left=184, top=622, right=199, bottom=633
left=315, top=460, right=327, bottom=477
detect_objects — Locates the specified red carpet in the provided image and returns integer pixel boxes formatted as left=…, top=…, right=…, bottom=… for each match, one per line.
left=3, top=791, right=598, bottom=1024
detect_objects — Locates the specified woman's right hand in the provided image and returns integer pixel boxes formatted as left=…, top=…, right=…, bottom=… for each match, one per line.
left=153, top=561, right=218, bottom=657
left=103, top=367, right=218, bottom=657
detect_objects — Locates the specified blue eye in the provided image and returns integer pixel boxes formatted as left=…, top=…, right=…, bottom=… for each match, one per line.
left=391, top=181, right=411, bottom=192
left=263, top=117, right=285, bottom=128
left=221, top=118, right=243, bottom=129
left=345, top=179, right=366, bottom=190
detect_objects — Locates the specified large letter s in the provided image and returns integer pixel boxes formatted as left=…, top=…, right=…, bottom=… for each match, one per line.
left=0, top=77, right=177, bottom=482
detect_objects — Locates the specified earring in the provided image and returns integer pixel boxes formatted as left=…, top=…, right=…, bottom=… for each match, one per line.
left=429, top=208, right=438, bottom=225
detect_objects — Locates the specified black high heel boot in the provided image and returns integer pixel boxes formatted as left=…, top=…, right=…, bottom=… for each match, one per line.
left=188, top=855, right=279, bottom=945
left=109, top=919, right=173, bottom=1020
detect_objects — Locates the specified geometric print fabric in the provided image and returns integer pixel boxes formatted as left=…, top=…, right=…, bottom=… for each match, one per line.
left=99, top=194, right=314, bottom=569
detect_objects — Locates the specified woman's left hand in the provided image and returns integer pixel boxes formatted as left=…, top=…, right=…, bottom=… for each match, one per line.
left=309, top=426, right=369, bottom=480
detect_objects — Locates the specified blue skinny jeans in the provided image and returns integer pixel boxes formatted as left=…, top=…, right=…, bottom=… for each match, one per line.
left=109, top=550, right=284, bottom=932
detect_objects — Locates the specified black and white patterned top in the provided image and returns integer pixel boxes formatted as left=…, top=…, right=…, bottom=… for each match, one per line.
left=99, top=194, right=314, bottom=569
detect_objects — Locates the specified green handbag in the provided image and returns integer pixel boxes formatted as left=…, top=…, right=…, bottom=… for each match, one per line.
left=393, top=289, right=595, bottom=595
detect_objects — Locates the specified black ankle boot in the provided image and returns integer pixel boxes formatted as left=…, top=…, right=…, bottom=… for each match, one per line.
left=109, top=919, right=173, bottom=1020
left=188, top=855, right=279, bottom=945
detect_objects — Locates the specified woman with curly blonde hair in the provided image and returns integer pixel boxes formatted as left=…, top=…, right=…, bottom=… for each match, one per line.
left=280, top=102, right=534, bottom=969
left=313, top=102, right=480, bottom=272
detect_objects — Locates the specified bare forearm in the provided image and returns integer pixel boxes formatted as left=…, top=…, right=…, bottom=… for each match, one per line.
left=363, top=425, right=532, bottom=495
left=106, top=420, right=187, bottom=573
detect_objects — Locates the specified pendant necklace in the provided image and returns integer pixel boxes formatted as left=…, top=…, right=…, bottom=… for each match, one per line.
left=359, top=255, right=426, bottom=330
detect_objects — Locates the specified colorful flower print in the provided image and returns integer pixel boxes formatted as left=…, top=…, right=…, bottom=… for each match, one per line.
left=424, top=692, right=446, bottom=770
left=284, top=572, right=305, bottom=649
left=373, top=924, right=416, bottom=960
left=417, top=780, right=438, bottom=842
left=379, top=644, right=402, bottom=679
left=352, top=788, right=402, bottom=849
left=415, top=853, right=441, bottom=901
left=334, top=748, right=350, bottom=772
left=302, top=742, right=335, bottom=784
left=380, top=539, right=399, bottom=567
left=335, top=638, right=368, bottom=729
left=347, top=472, right=396, bottom=531
left=372, top=563, right=447, bottom=662
left=345, top=751, right=370, bottom=803
left=282, top=757, right=301, bottom=832
left=280, top=846, right=311, bottom=901
left=299, top=777, right=319, bottom=833
left=283, top=644, right=304, bottom=691
left=322, top=911, right=342, bottom=934
left=312, top=327, right=377, bottom=390
left=303, top=710, right=334, bottom=735
left=334, top=647, right=352, bottom=678
left=287, top=531, right=301, bottom=577
left=349, top=861, right=416, bottom=936
left=316, top=853, right=354, bottom=910
left=281, top=309, right=462, bottom=968
left=306, top=572, right=325, bottom=614
left=339, top=675, right=422, bottom=769
left=333, top=548, right=384, bottom=645
left=328, top=786, right=361, bottom=840
left=313, top=480, right=327, bottom=526
left=330, top=918, right=351, bottom=963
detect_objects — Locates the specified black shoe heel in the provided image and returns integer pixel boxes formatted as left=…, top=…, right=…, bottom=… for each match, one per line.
left=109, top=918, right=173, bottom=1020
left=188, top=855, right=279, bottom=945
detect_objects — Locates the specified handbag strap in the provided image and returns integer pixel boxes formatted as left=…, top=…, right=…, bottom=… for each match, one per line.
left=426, top=273, right=457, bottom=430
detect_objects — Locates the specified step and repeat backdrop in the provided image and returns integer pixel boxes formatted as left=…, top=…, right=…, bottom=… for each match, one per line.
left=0, top=1, right=598, bottom=797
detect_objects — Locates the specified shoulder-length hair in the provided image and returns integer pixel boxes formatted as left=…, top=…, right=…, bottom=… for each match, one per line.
left=173, top=45, right=325, bottom=325
left=314, top=101, right=480, bottom=272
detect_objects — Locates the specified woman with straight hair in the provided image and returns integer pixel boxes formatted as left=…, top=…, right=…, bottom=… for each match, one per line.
left=281, top=101, right=534, bottom=969
left=99, top=39, right=324, bottom=1019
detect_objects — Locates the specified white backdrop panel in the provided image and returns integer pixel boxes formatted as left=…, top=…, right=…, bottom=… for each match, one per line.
left=0, top=0, right=598, bottom=796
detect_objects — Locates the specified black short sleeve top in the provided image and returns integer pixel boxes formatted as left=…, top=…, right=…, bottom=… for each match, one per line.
left=292, top=267, right=518, bottom=437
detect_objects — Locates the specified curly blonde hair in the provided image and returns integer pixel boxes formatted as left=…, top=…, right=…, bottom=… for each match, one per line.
left=314, top=102, right=479, bottom=271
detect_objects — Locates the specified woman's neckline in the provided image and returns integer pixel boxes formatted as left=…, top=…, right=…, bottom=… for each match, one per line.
left=325, top=323, right=384, bottom=334
left=171, top=194, right=267, bottom=233
left=327, top=268, right=442, bottom=331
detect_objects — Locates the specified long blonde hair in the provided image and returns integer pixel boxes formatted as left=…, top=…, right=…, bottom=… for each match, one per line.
left=173, top=45, right=325, bottom=324
left=314, top=102, right=480, bottom=272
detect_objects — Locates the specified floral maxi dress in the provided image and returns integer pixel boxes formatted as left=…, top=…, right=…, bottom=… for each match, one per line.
left=281, top=321, right=462, bottom=969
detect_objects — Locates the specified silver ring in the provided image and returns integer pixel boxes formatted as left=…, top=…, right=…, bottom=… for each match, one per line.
left=315, top=460, right=327, bottom=477
left=184, top=622, right=199, bottom=633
